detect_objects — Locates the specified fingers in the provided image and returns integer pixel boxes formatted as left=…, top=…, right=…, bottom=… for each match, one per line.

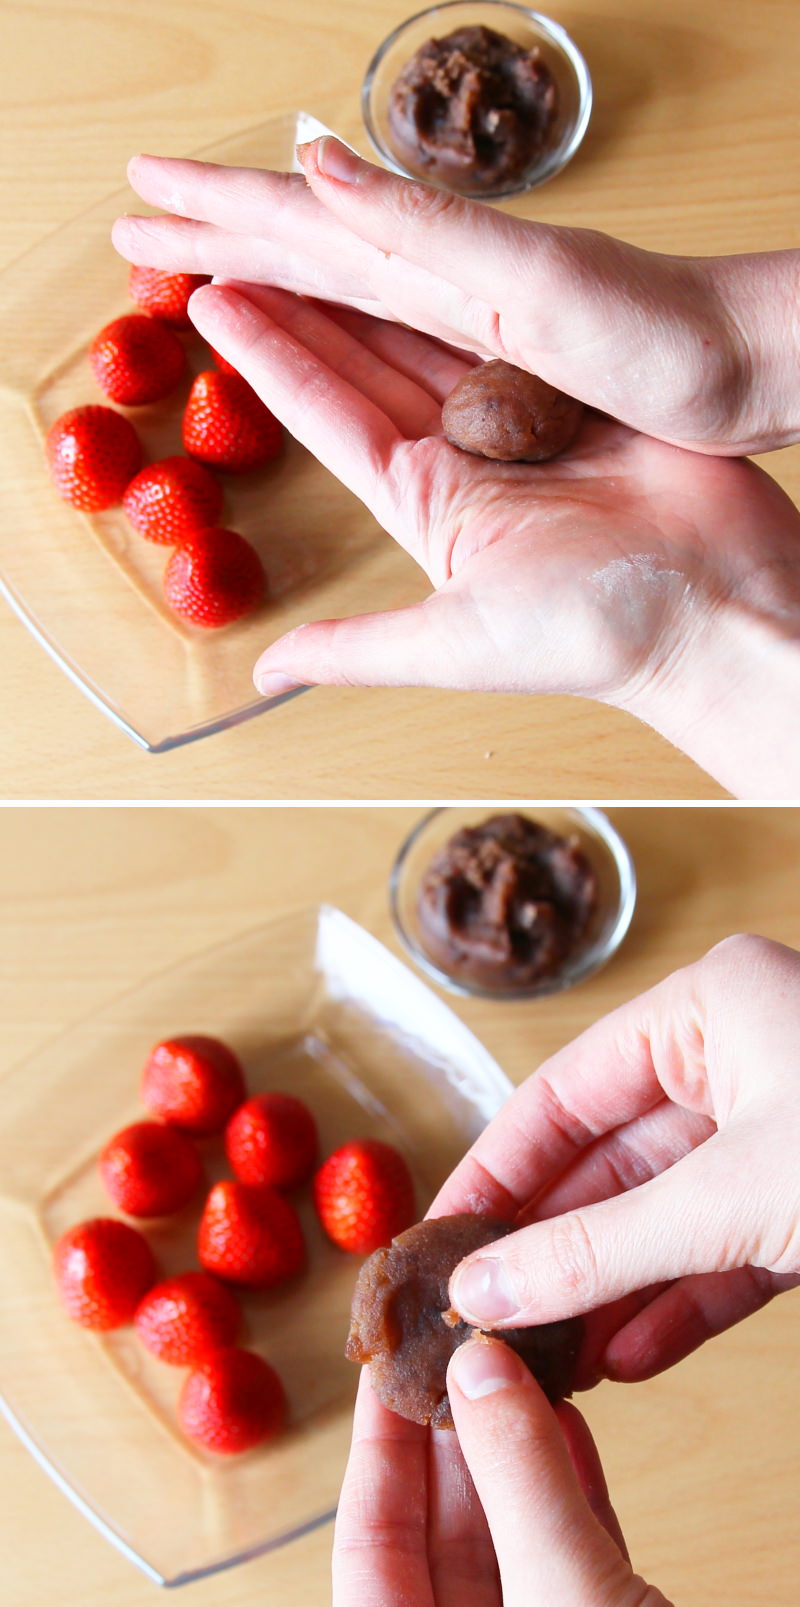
left=527, top=1101, right=715, bottom=1222
left=426, top=1427, right=500, bottom=1607
left=320, top=306, right=478, bottom=403
left=333, top=1370, right=435, bottom=1607
left=602, top=1266, right=800, bottom=1382
left=252, top=591, right=473, bottom=697
left=446, top=1339, right=649, bottom=1607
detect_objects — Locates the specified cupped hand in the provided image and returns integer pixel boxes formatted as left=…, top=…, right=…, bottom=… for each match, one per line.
left=334, top=1354, right=670, bottom=1607
left=113, top=139, right=799, bottom=453
left=432, top=934, right=800, bottom=1387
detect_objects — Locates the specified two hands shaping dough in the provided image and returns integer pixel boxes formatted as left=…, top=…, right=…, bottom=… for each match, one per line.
left=335, top=933, right=800, bottom=1606
left=113, top=140, right=800, bottom=794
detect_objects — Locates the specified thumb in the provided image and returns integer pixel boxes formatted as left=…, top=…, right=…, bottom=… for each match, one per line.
left=252, top=589, right=489, bottom=695
left=449, top=1127, right=776, bottom=1328
left=447, top=1338, right=669, bottom=1607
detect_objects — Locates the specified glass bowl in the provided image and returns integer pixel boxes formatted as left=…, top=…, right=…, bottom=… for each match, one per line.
left=362, top=2, right=592, bottom=199
left=0, top=906, right=512, bottom=1585
left=390, top=806, right=636, bottom=999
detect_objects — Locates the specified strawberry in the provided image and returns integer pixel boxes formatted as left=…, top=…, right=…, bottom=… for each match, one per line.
left=128, top=265, right=210, bottom=329
left=99, top=1121, right=204, bottom=1217
left=163, top=526, right=264, bottom=628
left=210, top=347, right=239, bottom=375
left=225, top=1092, right=318, bottom=1190
left=53, top=1217, right=157, bottom=1330
left=182, top=369, right=283, bottom=472
left=314, top=1139, right=415, bottom=1255
left=134, top=1271, right=241, bottom=1364
left=198, top=1179, right=306, bottom=1288
left=90, top=313, right=186, bottom=405
left=122, top=455, right=223, bottom=545
left=141, top=1034, right=246, bottom=1135
left=46, top=404, right=142, bottom=510
left=178, top=1346, right=287, bottom=1454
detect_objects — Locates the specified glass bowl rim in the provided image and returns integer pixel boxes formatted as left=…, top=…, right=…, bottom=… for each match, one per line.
left=361, top=0, right=593, bottom=199
left=388, top=804, right=637, bottom=1000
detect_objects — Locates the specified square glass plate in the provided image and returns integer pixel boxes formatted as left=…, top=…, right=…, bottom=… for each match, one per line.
left=0, top=112, right=424, bottom=751
left=0, top=906, right=512, bottom=1585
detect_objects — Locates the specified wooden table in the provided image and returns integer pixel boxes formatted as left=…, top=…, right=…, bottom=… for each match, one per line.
left=2, top=0, right=798, bottom=800
left=1, top=805, right=798, bottom=1605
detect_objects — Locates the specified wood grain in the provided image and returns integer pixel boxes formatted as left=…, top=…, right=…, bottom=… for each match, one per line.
left=2, top=0, right=797, bottom=798
left=0, top=804, right=798, bottom=1605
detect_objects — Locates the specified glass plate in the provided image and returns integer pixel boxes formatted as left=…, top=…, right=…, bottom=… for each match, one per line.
left=0, top=112, right=425, bottom=751
left=0, top=906, right=512, bottom=1585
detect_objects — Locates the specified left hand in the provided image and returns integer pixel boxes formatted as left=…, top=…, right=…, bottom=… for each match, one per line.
left=334, top=1354, right=670, bottom=1607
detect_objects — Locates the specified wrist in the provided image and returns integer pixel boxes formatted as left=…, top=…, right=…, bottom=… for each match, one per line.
left=706, top=250, right=800, bottom=453
left=615, top=588, right=800, bottom=798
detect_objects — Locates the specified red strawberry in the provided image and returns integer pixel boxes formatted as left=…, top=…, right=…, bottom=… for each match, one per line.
left=178, top=1346, right=286, bottom=1454
left=122, top=455, right=223, bottom=544
left=53, top=1217, right=157, bottom=1330
left=90, top=313, right=186, bottom=405
left=182, top=369, right=283, bottom=472
left=46, top=405, right=142, bottom=510
left=198, top=1180, right=306, bottom=1288
left=99, top=1121, right=204, bottom=1217
left=134, top=1271, right=241, bottom=1364
left=128, top=266, right=210, bottom=329
left=141, top=1034, right=246, bottom=1135
left=314, top=1139, right=415, bottom=1255
left=225, top=1093, right=318, bottom=1190
left=210, top=347, right=239, bottom=375
left=163, top=526, right=264, bottom=628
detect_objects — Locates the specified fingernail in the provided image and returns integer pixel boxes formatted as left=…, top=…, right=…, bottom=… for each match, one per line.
left=313, top=137, right=363, bottom=184
left=450, top=1338, right=522, bottom=1401
left=451, top=1256, right=520, bottom=1324
left=254, top=670, right=305, bottom=697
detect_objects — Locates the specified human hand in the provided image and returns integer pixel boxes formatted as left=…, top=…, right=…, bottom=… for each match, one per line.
left=113, top=139, right=800, bottom=454
left=334, top=1355, right=671, bottom=1607
left=172, top=277, right=799, bottom=796
left=433, top=934, right=800, bottom=1386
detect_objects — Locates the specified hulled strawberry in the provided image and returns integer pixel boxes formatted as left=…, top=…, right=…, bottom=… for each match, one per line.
left=128, top=266, right=210, bottom=328
left=53, top=1217, right=157, bottom=1330
left=178, top=1346, right=287, bottom=1453
left=141, top=1034, right=246, bottom=1136
left=198, top=1180, right=306, bottom=1289
left=90, top=313, right=186, bottom=405
left=134, top=1271, right=242, bottom=1364
left=313, top=1139, right=415, bottom=1255
left=99, top=1120, right=204, bottom=1217
left=182, top=369, right=282, bottom=472
left=225, top=1092, right=318, bottom=1190
left=122, top=455, right=223, bottom=544
left=46, top=405, right=142, bottom=510
left=163, top=526, right=264, bottom=628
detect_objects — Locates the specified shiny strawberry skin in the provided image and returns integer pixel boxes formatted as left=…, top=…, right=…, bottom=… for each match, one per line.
left=163, top=526, right=264, bottom=628
left=128, top=266, right=210, bottom=329
left=178, top=1346, right=287, bottom=1453
left=314, top=1140, right=416, bottom=1255
left=122, top=455, right=223, bottom=544
left=90, top=313, right=186, bottom=405
left=198, top=1180, right=306, bottom=1288
left=225, top=1093, right=319, bottom=1190
left=53, top=1217, right=157, bottom=1330
left=141, top=1035, right=247, bottom=1135
left=134, top=1271, right=242, bottom=1364
left=46, top=405, right=142, bottom=510
left=99, top=1121, right=204, bottom=1217
left=182, top=369, right=283, bottom=472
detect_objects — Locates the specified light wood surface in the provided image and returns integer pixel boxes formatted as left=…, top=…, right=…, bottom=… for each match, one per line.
left=2, top=0, right=798, bottom=800
left=0, top=804, right=798, bottom=1606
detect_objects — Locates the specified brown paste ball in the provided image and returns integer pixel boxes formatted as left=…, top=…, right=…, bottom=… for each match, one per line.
left=442, top=359, right=584, bottom=462
left=346, top=1213, right=583, bottom=1428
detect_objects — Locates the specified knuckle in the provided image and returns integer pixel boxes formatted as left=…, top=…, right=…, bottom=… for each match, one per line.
left=392, top=176, right=463, bottom=230
left=546, top=1212, right=601, bottom=1305
left=702, top=931, right=777, bottom=974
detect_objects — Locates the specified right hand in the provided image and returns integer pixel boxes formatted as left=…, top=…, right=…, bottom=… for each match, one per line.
left=113, top=138, right=800, bottom=455
left=433, top=934, right=800, bottom=1385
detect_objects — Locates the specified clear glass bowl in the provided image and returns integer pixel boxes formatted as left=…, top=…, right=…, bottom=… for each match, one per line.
left=362, top=2, right=592, bottom=199
left=390, top=806, right=636, bottom=999
left=0, top=111, right=425, bottom=752
left=0, top=907, right=512, bottom=1585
